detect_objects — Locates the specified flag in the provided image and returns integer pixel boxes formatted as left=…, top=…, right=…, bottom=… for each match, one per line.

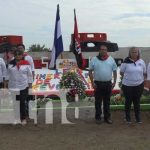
left=73, top=9, right=87, bottom=69
left=49, top=4, right=64, bottom=69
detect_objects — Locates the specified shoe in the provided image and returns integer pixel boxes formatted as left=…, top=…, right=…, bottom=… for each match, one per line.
left=95, top=119, right=102, bottom=124
left=136, top=120, right=142, bottom=124
left=104, top=119, right=113, bottom=124
left=21, top=119, right=27, bottom=126
left=26, top=117, right=32, bottom=122
left=126, top=121, right=132, bottom=125
left=125, top=119, right=131, bottom=125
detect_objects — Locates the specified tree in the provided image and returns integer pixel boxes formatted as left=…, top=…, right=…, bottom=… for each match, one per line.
left=29, top=44, right=49, bottom=52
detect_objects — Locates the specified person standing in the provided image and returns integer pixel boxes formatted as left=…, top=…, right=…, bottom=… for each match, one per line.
left=5, top=50, right=33, bottom=125
left=120, top=47, right=146, bottom=124
left=0, top=57, right=7, bottom=88
left=17, top=44, right=35, bottom=119
left=89, top=45, right=117, bottom=124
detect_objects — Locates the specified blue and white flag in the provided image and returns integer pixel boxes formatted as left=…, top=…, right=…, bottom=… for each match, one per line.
left=49, top=4, right=64, bottom=69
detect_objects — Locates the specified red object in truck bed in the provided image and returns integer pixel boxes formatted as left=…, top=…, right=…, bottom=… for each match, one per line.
left=33, top=60, right=42, bottom=69
left=79, top=33, right=107, bottom=42
left=0, top=35, right=23, bottom=45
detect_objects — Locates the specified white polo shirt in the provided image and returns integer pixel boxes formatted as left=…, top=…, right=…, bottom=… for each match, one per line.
left=7, top=63, right=33, bottom=91
left=120, top=58, right=146, bottom=86
left=0, top=58, right=7, bottom=82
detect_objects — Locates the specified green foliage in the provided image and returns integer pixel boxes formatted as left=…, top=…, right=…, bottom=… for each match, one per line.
left=59, top=71, right=86, bottom=101
left=29, top=44, right=49, bottom=52
left=110, top=89, right=150, bottom=105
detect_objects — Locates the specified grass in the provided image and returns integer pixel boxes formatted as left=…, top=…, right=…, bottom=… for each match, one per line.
left=111, top=104, right=150, bottom=111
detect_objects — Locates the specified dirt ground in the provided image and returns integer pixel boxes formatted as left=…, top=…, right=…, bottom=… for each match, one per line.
left=0, top=101, right=150, bottom=150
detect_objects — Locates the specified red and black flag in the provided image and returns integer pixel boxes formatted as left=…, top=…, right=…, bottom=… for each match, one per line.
left=73, top=9, right=87, bottom=69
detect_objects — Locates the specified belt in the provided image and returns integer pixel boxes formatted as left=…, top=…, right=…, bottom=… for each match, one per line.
left=95, top=80, right=111, bottom=84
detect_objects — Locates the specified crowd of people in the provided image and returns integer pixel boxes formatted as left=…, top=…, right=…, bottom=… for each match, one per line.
left=0, top=44, right=150, bottom=125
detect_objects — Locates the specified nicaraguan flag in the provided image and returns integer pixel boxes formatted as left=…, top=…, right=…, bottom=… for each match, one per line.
left=49, top=4, right=64, bottom=69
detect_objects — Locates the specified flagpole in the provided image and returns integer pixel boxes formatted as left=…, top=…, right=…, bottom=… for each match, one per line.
left=49, top=4, right=64, bottom=69
left=74, top=8, right=75, bottom=17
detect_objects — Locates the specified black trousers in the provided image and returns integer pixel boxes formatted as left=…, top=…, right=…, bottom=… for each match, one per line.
left=122, top=82, right=144, bottom=122
left=94, top=81, right=112, bottom=120
left=16, top=88, right=29, bottom=120
left=0, top=82, right=3, bottom=89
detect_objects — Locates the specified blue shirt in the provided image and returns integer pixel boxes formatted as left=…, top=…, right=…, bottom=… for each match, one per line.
left=89, top=56, right=117, bottom=81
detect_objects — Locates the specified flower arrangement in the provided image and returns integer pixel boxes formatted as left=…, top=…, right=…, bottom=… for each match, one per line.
left=59, top=71, right=86, bottom=101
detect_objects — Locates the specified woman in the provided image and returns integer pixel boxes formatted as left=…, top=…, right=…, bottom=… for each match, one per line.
left=120, top=47, right=146, bottom=124
left=5, top=50, right=33, bottom=125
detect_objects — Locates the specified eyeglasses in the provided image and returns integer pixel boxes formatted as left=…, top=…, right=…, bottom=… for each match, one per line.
left=131, top=51, right=138, bottom=53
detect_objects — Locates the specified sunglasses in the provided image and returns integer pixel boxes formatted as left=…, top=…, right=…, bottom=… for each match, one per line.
left=15, top=53, right=23, bottom=56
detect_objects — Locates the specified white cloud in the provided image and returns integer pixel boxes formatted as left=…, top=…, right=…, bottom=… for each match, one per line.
left=0, top=0, right=150, bottom=50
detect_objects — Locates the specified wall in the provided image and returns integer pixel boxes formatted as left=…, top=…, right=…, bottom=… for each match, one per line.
left=28, top=47, right=150, bottom=65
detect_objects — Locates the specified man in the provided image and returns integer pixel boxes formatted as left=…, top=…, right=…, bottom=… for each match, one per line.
left=89, top=45, right=117, bottom=124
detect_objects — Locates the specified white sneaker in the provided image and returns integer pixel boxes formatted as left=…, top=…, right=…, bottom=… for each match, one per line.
left=21, top=119, right=27, bottom=126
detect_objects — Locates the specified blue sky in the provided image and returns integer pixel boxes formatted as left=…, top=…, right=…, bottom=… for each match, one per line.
left=1, top=0, right=150, bottom=50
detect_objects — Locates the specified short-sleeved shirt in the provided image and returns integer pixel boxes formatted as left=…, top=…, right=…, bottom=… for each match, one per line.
left=7, top=61, right=33, bottom=91
left=120, top=58, right=146, bottom=86
left=147, top=62, right=150, bottom=80
left=0, top=58, right=7, bottom=82
left=24, top=55, right=35, bottom=71
left=89, top=56, right=117, bottom=81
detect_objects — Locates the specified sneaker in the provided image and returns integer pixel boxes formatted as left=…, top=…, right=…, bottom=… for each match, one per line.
left=136, top=120, right=142, bottom=124
left=26, top=117, right=32, bottom=122
left=124, top=118, right=131, bottom=124
left=21, top=119, right=27, bottom=126
left=126, top=121, right=132, bottom=125
left=104, top=119, right=113, bottom=124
